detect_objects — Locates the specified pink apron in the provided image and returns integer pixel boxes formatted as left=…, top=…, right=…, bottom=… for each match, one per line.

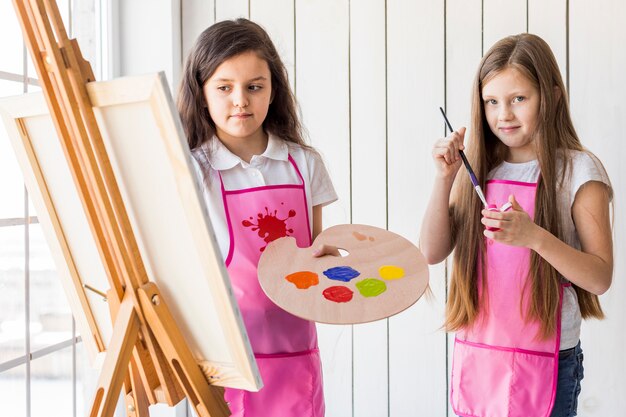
left=220, top=155, right=324, bottom=417
left=451, top=179, right=566, bottom=417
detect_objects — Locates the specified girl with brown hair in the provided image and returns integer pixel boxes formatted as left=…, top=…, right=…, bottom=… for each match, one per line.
left=178, top=18, right=337, bottom=417
left=420, top=33, right=612, bottom=417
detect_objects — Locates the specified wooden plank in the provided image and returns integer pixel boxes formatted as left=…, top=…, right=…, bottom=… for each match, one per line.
left=386, top=0, right=446, bottom=415
left=295, top=1, right=352, bottom=415
left=116, top=0, right=181, bottom=89
left=483, top=0, right=526, bottom=52
left=528, top=0, right=567, bottom=84
left=570, top=0, right=626, bottom=413
left=349, top=0, right=389, bottom=415
left=446, top=0, right=482, bottom=132
left=215, top=0, right=248, bottom=21
left=445, top=1, right=482, bottom=415
left=250, top=0, right=295, bottom=91
left=181, top=0, right=215, bottom=59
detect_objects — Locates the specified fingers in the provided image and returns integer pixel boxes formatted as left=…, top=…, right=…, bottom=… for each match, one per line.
left=433, top=127, right=467, bottom=165
left=481, top=203, right=532, bottom=246
left=312, top=244, right=341, bottom=258
left=508, top=194, right=523, bottom=211
left=481, top=210, right=506, bottom=230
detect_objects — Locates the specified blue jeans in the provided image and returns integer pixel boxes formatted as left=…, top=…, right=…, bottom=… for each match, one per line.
left=550, top=341, right=584, bottom=417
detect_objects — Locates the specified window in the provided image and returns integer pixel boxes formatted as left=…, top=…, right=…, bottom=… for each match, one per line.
left=0, top=1, right=118, bottom=416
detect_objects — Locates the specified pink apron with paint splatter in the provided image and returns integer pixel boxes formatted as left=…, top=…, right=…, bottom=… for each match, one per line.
left=220, top=155, right=324, bottom=417
left=450, top=179, right=566, bottom=417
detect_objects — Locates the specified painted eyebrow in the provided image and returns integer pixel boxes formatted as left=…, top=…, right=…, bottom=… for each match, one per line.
left=211, top=76, right=268, bottom=83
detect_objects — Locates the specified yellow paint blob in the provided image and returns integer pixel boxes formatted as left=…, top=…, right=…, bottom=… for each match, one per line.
left=379, top=265, right=405, bottom=280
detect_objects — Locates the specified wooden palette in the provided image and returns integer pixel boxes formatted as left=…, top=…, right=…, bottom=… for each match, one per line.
left=257, top=224, right=429, bottom=324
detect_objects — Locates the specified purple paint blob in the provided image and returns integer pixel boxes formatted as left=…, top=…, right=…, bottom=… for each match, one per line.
left=323, top=266, right=361, bottom=282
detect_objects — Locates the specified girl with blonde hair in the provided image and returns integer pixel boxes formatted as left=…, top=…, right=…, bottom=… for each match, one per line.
left=420, top=33, right=613, bottom=417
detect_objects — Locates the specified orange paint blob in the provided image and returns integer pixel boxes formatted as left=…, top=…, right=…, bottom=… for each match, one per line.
left=285, top=271, right=319, bottom=289
left=352, top=231, right=375, bottom=241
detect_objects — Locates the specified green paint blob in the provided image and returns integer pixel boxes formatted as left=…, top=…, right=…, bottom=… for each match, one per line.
left=356, top=278, right=387, bottom=297
left=379, top=265, right=405, bottom=280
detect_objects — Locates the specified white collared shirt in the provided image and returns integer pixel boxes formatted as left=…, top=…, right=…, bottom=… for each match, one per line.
left=191, top=134, right=338, bottom=260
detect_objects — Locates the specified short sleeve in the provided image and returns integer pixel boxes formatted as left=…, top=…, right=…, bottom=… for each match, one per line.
left=190, top=154, right=204, bottom=182
left=569, top=151, right=613, bottom=206
left=305, top=149, right=338, bottom=207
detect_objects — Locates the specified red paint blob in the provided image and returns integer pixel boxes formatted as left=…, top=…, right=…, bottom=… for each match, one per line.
left=286, top=271, right=319, bottom=289
left=323, top=286, right=354, bottom=303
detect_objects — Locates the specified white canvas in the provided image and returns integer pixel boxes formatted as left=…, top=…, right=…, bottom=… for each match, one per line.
left=0, top=73, right=261, bottom=391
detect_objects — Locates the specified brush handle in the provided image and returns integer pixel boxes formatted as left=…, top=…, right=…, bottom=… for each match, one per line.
left=458, top=151, right=476, bottom=185
left=439, top=107, right=488, bottom=207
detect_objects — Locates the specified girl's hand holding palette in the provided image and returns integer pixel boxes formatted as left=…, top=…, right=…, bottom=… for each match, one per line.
left=257, top=224, right=429, bottom=324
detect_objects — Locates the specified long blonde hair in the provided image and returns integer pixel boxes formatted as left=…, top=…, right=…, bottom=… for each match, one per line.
left=446, top=33, right=604, bottom=339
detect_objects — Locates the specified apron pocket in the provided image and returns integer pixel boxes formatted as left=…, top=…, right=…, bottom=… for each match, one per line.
left=451, top=339, right=557, bottom=417
left=508, top=350, right=556, bottom=417
left=227, top=350, right=324, bottom=417
left=451, top=339, right=513, bottom=417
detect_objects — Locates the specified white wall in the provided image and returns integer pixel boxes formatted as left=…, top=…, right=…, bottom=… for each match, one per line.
left=119, top=1, right=626, bottom=416
left=117, top=0, right=181, bottom=90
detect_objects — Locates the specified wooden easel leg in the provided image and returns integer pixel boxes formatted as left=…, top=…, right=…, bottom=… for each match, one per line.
left=124, top=358, right=150, bottom=417
left=107, top=288, right=158, bottom=407
left=89, top=294, right=141, bottom=417
left=140, top=324, right=186, bottom=405
left=137, top=283, right=230, bottom=417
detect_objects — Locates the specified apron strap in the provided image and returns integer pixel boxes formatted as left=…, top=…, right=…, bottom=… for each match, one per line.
left=288, top=154, right=306, bottom=186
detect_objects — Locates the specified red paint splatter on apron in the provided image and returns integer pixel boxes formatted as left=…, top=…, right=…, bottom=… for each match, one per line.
left=242, top=206, right=297, bottom=252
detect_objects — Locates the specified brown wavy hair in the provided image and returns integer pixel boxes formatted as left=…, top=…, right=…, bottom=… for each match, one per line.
left=446, top=33, right=605, bottom=339
left=177, top=18, right=307, bottom=150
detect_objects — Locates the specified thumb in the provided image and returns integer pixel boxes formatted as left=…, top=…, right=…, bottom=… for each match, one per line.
left=508, top=194, right=523, bottom=211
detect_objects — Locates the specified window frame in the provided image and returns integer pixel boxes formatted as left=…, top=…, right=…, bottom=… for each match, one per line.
left=0, top=1, right=117, bottom=416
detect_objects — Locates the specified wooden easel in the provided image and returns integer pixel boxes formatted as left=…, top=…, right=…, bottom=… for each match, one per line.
left=12, top=1, right=230, bottom=416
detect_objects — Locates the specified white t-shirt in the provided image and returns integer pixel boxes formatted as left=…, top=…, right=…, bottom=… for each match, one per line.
left=488, top=149, right=612, bottom=350
left=191, top=134, right=338, bottom=260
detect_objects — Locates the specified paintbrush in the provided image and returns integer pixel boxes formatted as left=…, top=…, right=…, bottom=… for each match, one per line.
left=438, top=107, right=489, bottom=208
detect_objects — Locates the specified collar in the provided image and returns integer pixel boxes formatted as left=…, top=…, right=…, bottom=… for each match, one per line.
left=204, top=133, right=289, bottom=171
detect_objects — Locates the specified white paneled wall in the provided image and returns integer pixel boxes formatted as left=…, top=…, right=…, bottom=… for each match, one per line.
left=350, top=1, right=388, bottom=417
left=570, top=1, right=626, bottom=415
left=173, top=1, right=625, bottom=416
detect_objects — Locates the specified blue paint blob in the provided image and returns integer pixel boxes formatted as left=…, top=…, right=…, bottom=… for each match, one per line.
left=323, top=266, right=361, bottom=282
